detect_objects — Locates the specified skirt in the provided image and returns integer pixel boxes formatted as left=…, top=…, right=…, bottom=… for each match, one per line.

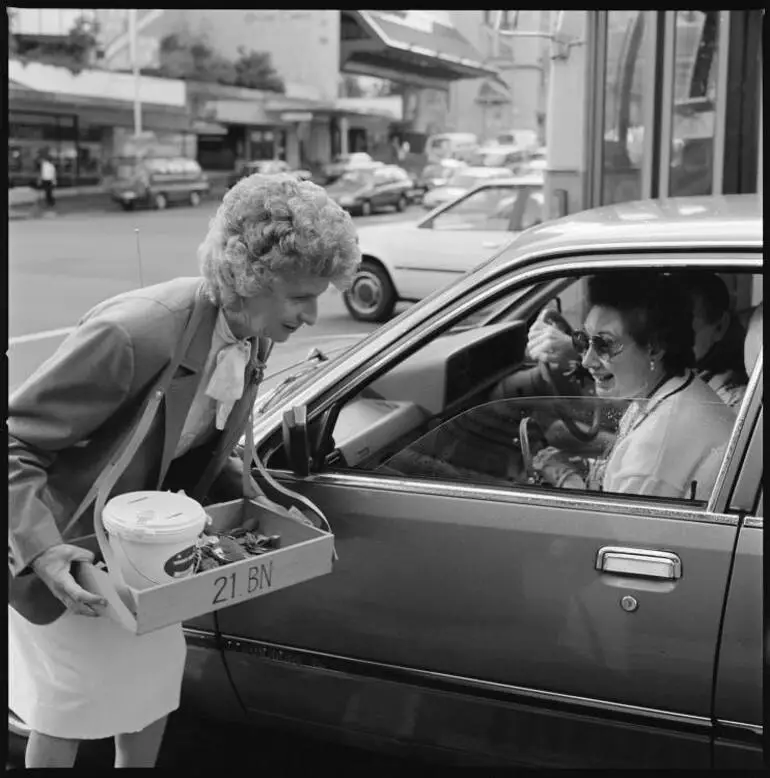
left=8, top=605, right=186, bottom=740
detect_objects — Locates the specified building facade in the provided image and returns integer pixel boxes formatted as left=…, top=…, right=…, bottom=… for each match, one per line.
left=447, top=10, right=551, bottom=144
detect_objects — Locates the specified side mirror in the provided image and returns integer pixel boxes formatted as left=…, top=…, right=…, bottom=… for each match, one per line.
left=282, top=405, right=310, bottom=477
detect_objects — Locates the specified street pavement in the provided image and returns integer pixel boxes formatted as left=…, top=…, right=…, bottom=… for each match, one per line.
left=9, top=203, right=420, bottom=392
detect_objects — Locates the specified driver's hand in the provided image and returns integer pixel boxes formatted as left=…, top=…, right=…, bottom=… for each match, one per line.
left=527, top=309, right=578, bottom=369
left=30, top=544, right=108, bottom=618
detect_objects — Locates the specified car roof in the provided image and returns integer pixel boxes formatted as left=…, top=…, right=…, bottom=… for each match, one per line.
left=480, top=194, right=762, bottom=274
left=470, top=174, right=545, bottom=187
left=462, top=166, right=514, bottom=176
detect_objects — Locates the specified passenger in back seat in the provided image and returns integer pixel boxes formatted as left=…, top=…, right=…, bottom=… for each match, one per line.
left=685, top=272, right=748, bottom=407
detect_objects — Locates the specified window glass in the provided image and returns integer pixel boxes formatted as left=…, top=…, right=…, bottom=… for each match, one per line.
left=668, top=11, right=721, bottom=196
left=431, top=186, right=520, bottom=232
left=601, top=11, right=654, bottom=205
left=313, top=269, right=758, bottom=506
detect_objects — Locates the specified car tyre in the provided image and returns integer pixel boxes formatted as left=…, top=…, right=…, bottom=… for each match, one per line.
left=343, top=259, right=396, bottom=322
left=120, top=201, right=135, bottom=212
left=395, top=194, right=407, bottom=212
left=360, top=200, right=372, bottom=217
left=154, top=193, right=168, bottom=210
left=189, top=191, right=202, bottom=207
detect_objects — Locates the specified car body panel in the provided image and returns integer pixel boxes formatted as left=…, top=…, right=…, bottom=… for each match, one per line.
left=328, top=166, right=412, bottom=213
left=219, top=634, right=713, bottom=768
left=108, top=157, right=209, bottom=207
left=357, top=178, right=544, bottom=301
left=217, top=476, right=736, bottom=767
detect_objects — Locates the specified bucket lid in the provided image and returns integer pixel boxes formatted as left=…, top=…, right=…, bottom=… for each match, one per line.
left=103, top=491, right=207, bottom=543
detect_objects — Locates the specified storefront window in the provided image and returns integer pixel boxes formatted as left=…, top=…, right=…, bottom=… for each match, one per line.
left=601, top=11, right=653, bottom=205
left=667, top=11, right=720, bottom=196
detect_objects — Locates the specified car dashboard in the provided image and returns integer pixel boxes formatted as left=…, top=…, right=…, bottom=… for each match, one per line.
left=330, top=321, right=527, bottom=468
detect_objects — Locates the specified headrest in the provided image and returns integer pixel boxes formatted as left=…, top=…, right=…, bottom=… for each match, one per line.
left=744, top=302, right=763, bottom=375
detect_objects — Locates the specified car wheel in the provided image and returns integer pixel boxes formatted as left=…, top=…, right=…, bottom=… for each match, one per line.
left=360, top=200, right=372, bottom=217
left=120, top=201, right=135, bottom=212
left=189, top=191, right=201, bottom=207
left=154, top=193, right=168, bottom=210
left=395, top=195, right=407, bottom=212
left=343, top=259, right=396, bottom=322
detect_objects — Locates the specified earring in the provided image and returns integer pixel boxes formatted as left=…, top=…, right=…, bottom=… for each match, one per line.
left=649, top=359, right=656, bottom=372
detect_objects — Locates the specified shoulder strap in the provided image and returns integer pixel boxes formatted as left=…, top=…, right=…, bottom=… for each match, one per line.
left=62, top=286, right=211, bottom=538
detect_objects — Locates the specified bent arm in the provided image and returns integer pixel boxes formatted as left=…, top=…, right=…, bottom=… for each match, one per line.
left=9, top=319, right=135, bottom=575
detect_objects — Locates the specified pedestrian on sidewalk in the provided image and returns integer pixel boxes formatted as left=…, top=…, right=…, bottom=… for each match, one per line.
left=37, top=151, right=57, bottom=212
left=8, top=172, right=361, bottom=768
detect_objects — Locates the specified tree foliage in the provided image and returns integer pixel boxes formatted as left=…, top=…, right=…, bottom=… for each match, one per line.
left=155, top=32, right=284, bottom=92
left=12, top=14, right=101, bottom=74
left=340, top=74, right=366, bottom=98
left=233, top=47, right=284, bottom=92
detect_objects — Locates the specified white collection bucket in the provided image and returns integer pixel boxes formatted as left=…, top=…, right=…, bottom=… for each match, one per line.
left=102, top=491, right=208, bottom=590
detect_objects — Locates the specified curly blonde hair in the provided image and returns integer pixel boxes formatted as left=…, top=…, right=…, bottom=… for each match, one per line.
left=199, top=173, right=361, bottom=307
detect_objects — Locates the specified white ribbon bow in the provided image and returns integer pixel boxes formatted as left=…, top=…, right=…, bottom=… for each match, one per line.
left=205, top=340, right=252, bottom=430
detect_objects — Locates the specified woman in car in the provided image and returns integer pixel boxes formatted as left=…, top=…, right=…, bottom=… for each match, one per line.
left=8, top=173, right=361, bottom=768
left=528, top=272, right=736, bottom=500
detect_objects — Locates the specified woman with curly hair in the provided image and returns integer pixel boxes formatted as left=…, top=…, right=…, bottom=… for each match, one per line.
left=8, top=173, right=360, bottom=768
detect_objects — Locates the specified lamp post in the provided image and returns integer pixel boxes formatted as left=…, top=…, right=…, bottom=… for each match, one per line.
left=128, top=8, right=143, bottom=137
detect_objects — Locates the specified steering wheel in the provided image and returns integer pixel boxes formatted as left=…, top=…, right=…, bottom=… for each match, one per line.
left=537, top=309, right=601, bottom=443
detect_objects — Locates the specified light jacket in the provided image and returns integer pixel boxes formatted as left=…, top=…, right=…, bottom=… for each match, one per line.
left=602, top=371, right=736, bottom=500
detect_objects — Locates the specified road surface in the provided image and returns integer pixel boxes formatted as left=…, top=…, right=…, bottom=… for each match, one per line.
left=9, top=203, right=420, bottom=391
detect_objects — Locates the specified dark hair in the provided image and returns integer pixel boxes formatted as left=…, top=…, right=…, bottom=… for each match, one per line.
left=679, top=271, right=730, bottom=323
left=587, top=272, right=695, bottom=375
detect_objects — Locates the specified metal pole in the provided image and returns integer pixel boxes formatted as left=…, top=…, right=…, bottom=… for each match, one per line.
left=128, top=9, right=142, bottom=137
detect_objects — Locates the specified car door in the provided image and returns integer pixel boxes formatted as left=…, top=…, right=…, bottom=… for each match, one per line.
left=215, top=256, right=760, bottom=768
left=392, top=185, right=529, bottom=300
left=370, top=169, right=392, bottom=208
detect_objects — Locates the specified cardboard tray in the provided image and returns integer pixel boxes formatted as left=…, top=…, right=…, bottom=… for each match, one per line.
left=77, top=499, right=334, bottom=636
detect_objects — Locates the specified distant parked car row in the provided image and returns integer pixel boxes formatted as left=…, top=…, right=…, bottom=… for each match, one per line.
left=107, top=157, right=210, bottom=211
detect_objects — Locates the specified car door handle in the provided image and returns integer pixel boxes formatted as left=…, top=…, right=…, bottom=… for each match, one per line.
left=595, top=547, right=682, bottom=580
left=482, top=241, right=501, bottom=249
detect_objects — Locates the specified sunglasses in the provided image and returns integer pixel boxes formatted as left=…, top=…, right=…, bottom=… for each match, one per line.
left=571, top=330, right=625, bottom=360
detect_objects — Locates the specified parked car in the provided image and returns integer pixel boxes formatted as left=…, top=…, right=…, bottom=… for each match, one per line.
left=493, top=128, right=540, bottom=151
left=425, top=132, right=480, bottom=164
left=227, top=159, right=311, bottom=189
left=326, top=165, right=415, bottom=216
left=422, top=166, right=513, bottom=210
left=107, top=157, right=210, bottom=211
left=472, top=144, right=532, bottom=175
left=347, top=174, right=544, bottom=321
left=9, top=196, right=763, bottom=770
left=413, top=159, right=468, bottom=197
left=322, top=152, right=381, bottom=185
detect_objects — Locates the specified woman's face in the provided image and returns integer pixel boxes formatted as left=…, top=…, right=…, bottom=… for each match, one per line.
left=226, top=275, right=329, bottom=342
left=581, top=305, right=659, bottom=399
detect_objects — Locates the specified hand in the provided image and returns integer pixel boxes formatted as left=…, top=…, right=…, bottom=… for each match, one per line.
left=532, top=446, right=587, bottom=489
left=30, top=544, right=107, bottom=618
left=527, top=309, right=578, bottom=369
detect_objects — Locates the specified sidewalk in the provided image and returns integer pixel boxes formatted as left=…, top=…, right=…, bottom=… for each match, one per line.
left=8, top=172, right=231, bottom=220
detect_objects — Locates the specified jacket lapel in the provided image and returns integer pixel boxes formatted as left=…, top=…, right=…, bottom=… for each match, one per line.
left=194, top=336, right=272, bottom=499
left=156, top=299, right=218, bottom=488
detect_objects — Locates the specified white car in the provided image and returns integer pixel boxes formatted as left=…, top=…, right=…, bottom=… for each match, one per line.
left=421, top=166, right=512, bottom=210
left=344, top=175, right=545, bottom=322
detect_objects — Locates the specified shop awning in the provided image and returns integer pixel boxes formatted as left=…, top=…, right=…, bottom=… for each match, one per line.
left=341, top=10, right=498, bottom=85
left=9, top=87, right=193, bottom=133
